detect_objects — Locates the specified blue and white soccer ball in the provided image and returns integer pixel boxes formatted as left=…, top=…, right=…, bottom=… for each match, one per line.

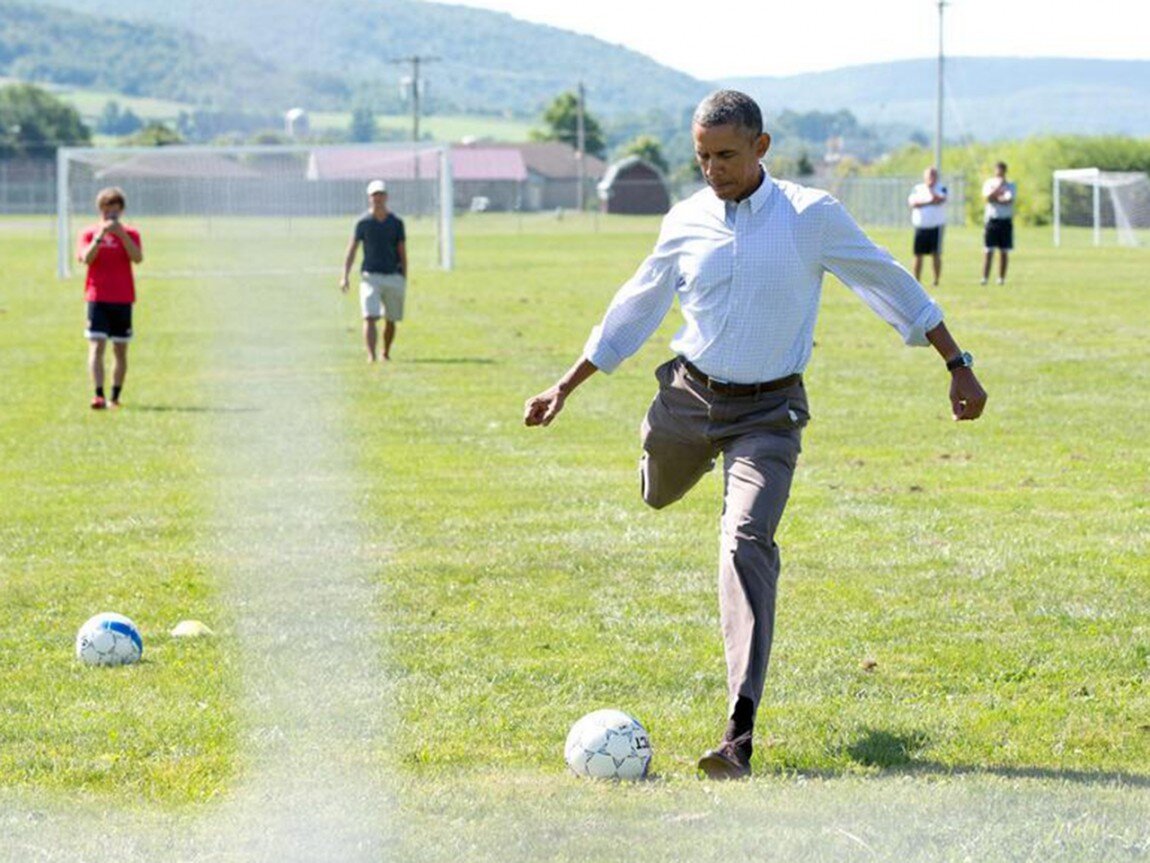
left=75, top=612, right=143, bottom=667
left=564, top=708, right=652, bottom=780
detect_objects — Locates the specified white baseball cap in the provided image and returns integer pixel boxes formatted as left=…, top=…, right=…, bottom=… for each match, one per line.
left=366, top=180, right=387, bottom=195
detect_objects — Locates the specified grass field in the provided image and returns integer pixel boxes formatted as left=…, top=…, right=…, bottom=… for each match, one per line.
left=0, top=213, right=1147, bottom=860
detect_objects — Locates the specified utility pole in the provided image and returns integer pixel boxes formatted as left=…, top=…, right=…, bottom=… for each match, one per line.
left=576, top=82, right=586, bottom=212
left=392, top=55, right=439, bottom=143
left=392, top=55, right=439, bottom=217
left=935, top=0, right=947, bottom=174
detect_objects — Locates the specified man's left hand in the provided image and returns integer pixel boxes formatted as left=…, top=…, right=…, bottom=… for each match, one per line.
left=950, top=369, right=987, bottom=421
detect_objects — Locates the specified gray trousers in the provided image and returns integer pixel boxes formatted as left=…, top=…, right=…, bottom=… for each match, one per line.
left=640, top=358, right=808, bottom=724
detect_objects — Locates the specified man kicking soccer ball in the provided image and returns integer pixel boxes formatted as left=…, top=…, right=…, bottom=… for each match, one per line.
left=77, top=186, right=143, bottom=409
left=524, top=90, right=987, bottom=780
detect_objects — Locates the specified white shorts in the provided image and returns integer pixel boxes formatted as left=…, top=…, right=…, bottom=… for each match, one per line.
left=359, top=272, right=406, bottom=321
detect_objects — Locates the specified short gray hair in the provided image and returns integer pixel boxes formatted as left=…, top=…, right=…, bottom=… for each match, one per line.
left=692, top=90, right=763, bottom=139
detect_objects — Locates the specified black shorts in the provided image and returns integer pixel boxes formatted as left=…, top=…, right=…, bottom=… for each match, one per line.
left=913, top=226, right=943, bottom=256
left=86, top=301, right=133, bottom=342
left=984, top=218, right=1013, bottom=250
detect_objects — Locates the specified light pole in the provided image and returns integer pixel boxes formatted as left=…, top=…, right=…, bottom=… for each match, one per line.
left=576, top=82, right=586, bottom=212
left=935, top=0, right=948, bottom=174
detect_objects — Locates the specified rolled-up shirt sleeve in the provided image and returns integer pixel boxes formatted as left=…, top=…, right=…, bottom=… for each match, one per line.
left=818, top=196, right=943, bottom=346
left=582, top=225, right=679, bottom=373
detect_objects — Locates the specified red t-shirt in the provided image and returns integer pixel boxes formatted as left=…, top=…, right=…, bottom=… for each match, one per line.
left=78, top=224, right=141, bottom=304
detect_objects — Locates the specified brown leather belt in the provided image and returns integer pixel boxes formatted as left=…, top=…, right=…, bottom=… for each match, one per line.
left=679, top=357, right=801, bottom=397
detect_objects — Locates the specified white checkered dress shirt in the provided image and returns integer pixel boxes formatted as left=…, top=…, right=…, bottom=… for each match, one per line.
left=584, top=170, right=944, bottom=384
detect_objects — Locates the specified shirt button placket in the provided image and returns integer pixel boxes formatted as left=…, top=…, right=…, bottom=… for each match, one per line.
left=730, top=201, right=748, bottom=374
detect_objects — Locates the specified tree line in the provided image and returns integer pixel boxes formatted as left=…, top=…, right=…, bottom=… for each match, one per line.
left=855, top=137, right=1150, bottom=225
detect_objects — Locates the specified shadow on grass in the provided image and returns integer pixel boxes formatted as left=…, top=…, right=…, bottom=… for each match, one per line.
left=129, top=405, right=260, bottom=414
left=405, top=357, right=497, bottom=365
left=833, top=727, right=1150, bottom=789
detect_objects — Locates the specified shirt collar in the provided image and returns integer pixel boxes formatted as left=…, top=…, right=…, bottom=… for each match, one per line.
left=713, top=164, right=775, bottom=220
left=746, top=166, right=775, bottom=213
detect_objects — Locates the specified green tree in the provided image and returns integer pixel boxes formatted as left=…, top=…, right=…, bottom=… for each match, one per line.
left=530, top=91, right=606, bottom=159
left=0, top=83, right=90, bottom=157
left=98, top=100, right=122, bottom=135
left=122, top=122, right=183, bottom=146
left=621, top=135, right=669, bottom=174
left=349, top=107, right=377, bottom=143
left=98, top=101, right=142, bottom=136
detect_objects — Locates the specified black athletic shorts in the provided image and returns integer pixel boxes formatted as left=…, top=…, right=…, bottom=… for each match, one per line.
left=86, top=301, right=133, bottom=342
left=913, top=226, right=943, bottom=256
left=984, top=218, right=1014, bottom=250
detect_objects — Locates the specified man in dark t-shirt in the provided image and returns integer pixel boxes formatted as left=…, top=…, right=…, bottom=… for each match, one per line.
left=340, top=180, right=407, bottom=362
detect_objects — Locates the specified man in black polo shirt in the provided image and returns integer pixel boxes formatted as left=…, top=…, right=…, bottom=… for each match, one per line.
left=340, top=180, right=407, bottom=362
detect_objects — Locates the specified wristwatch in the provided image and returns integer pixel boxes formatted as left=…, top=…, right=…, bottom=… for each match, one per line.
left=946, top=351, right=974, bottom=372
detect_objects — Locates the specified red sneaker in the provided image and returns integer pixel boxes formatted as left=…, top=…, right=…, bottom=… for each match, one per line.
left=90, top=396, right=107, bottom=410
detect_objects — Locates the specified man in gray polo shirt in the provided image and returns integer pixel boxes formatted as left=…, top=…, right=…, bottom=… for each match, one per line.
left=524, top=90, right=987, bottom=780
left=340, top=179, right=407, bottom=362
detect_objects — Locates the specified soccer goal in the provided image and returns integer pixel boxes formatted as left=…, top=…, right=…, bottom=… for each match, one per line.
left=1052, top=168, right=1150, bottom=247
left=56, top=143, right=455, bottom=277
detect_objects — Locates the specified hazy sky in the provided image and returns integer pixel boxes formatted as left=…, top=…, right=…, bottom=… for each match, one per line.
left=432, top=0, right=1146, bottom=79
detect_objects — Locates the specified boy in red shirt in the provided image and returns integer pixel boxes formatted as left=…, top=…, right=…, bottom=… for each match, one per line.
left=77, top=187, right=143, bottom=409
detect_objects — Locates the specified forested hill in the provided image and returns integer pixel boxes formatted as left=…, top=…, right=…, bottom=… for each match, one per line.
left=0, top=0, right=348, bottom=109
left=5, top=0, right=1148, bottom=139
left=726, top=57, right=1150, bottom=139
left=8, top=0, right=711, bottom=117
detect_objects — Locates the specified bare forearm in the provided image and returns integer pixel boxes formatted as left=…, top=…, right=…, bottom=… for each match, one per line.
left=925, top=321, right=962, bottom=362
left=557, top=357, right=598, bottom=395
left=119, top=233, right=143, bottom=263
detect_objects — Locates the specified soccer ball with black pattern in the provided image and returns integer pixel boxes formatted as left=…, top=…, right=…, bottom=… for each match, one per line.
left=564, top=709, right=652, bottom=780
left=75, top=612, right=143, bottom=666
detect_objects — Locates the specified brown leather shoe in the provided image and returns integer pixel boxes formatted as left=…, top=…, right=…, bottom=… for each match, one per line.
left=697, top=733, right=752, bottom=780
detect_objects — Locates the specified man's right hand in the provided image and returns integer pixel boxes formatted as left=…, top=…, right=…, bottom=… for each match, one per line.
left=523, top=358, right=598, bottom=428
left=523, top=386, right=566, bottom=427
left=339, top=277, right=349, bottom=293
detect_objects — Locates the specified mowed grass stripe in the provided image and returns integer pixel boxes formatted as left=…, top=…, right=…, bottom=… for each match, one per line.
left=183, top=236, right=392, bottom=859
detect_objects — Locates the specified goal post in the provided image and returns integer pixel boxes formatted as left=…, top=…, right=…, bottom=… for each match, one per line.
left=57, top=142, right=455, bottom=278
left=1053, top=167, right=1150, bottom=248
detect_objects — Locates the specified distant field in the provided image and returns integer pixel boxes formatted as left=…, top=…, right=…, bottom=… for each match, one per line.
left=308, top=110, right=534, bottom=142
left=0, top=214, right=1146, bottom=860
left=24, top=80, right=535, bottom=143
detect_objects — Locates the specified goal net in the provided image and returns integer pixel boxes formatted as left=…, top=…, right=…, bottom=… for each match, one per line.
left=56, top=143, right=454, bottom=277
left=1053, top=168, right=1150, bottom=247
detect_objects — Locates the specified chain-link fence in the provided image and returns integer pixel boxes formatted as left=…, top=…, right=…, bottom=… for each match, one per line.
left=0, top=159, right=56, bottom=214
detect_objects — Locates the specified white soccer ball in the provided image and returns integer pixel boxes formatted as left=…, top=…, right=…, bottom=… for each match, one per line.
left=565, top=708, right=652, bottom=780
left=75, top=612, right=143, bottom=666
